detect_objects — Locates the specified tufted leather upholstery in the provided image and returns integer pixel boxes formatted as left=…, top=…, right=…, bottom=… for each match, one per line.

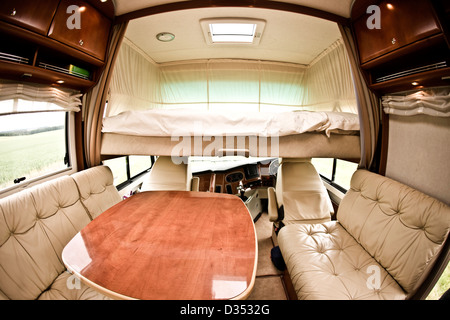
left=0, top=166, right=120, bottom=300
left=72, top=166, right=122, bottom=220
left=278, top=169, right=450, bottom=300
left=269, top=158, right=333, bottom=225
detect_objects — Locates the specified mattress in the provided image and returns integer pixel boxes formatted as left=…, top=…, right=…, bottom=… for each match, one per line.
left=101, top=109, right=360, bottom=138
left=100, top=109, right=361, bottom=159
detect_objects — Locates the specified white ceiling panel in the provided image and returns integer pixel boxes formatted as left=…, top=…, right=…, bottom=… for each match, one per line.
left=124, top=7, right=342, bottom=65
left=114, top=0, right=354, bottom=18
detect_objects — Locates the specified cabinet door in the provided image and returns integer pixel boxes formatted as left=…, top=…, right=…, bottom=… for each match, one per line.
left=354, top=0, right=441, bottom=63
left=48, top=0, right=111, bottom=61
left=0, top=0, right=60, bottom=35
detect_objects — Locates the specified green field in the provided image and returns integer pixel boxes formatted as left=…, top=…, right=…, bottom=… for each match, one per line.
left=0, top=129, right=67, bottom=190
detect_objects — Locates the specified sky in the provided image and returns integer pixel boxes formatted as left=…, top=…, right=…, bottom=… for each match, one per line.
left=0, top=111, right=65, bottom=133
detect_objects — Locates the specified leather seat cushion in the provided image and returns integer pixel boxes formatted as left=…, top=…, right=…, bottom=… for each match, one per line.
left=278, top=221, right=407, bottom=300
left=0, top=176, right=92, bottom=300
left=38, top=271, right=110, bottom=300
left=72, top=166, right=122, bottom=220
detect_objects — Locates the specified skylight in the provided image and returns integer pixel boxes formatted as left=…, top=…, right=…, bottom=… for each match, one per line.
left=209, top=23, right=256, bottom=43
left=201, top=19, right=265, bottom=45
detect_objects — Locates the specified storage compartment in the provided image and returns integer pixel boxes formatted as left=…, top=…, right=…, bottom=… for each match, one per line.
left=353, top=0, right=441, bottom=64
left=37, top=48, right=94, bottom=80
left=351, top=0, right=450, bottom=94
left=0, top=33, right=35, bottom=65
left=0, top=0, right=59, bottom=35
left=48, top=0, right=111, bottom=61
left=0, top=0, right=112, bottom=91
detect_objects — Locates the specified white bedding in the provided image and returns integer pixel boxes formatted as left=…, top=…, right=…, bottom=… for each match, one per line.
left=101, top=109, right=359, bottom=138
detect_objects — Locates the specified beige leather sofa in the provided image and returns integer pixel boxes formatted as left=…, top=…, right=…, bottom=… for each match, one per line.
left=278, top=169, right=450, bottom=300
left=0, top=166, right=121, bottom=300
left=140, top=156, right=199, bottom=192
left=268, top=158, right=333, bottom=228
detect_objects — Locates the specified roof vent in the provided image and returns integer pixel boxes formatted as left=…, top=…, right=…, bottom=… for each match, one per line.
left=200, top=18, right=265, bottom=46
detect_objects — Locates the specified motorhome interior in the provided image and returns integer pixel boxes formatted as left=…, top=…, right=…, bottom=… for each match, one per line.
left=0, top=0, right=449, bottom=302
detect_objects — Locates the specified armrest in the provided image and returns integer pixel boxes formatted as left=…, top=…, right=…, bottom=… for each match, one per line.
left=267, top=187, right=279, bottom=222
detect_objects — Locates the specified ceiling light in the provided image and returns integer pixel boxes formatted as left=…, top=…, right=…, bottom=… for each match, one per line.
left=156, top=32, right=175, bottom=42
left=201, top=18, right=265, bottom=45
left=411, top=81, right=419, bottom=86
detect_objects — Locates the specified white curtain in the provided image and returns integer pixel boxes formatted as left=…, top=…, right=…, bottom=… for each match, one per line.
left=160, top=61, right=208, bottom=110
left=159, top=59, right=306, bottom=113
left=301, top=39, right=357, bottom=113
left=0, top=80, right=81, bottom=115
left=107, top=37, right=357, bottom=117
left=107, top=39, right=160, bottom=117
left=382, top=86, right=450, bottom=117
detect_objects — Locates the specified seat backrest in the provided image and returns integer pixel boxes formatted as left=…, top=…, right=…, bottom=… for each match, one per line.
left=140, top=156, right=192, bottom=191
left=71, top=165, right=122, bottom=220
left=338, top=169, right=450, bottom=297
left=275, top=158, right=333, bottom=224
left=0, top=176, right=92, bottom=300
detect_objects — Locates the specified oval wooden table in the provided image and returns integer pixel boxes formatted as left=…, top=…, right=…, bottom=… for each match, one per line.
left=62, top=191, right=258, bottom=300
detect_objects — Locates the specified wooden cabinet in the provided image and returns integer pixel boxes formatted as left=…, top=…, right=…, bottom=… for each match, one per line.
left=351, top=0, right=450, bottom=94
left=354, top=0, right=441, bottom=64
left=0, top=0, right=59, bottom=35
left=0, top=0, right=113, bottom=91
left=48, top=0, right=111, bottom=61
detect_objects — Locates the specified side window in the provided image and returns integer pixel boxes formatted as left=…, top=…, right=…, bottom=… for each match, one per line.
left=311, top=158, right=358, bottom=192
left=103, top=155, right=154, bottom=189
left=0, top=111, right=69, bottom=191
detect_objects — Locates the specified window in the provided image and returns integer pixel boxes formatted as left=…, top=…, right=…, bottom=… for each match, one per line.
left=0, top=112, right=69, bottom=190
left=129, top=155, right=153, bottom=178
left=103, top=155, right=154, bottom=189
left=311, top=158, right=358, bottom=192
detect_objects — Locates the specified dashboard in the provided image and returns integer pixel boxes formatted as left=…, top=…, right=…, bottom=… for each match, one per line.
left=193, top=159, right=275, bottom=194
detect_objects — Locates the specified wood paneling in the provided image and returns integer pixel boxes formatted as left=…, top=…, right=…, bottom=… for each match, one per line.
left=0, top=0, right=59, bottom=35
left=354, top=0, right=441, bottom=64
left=48, top=0, right=111, bottom=61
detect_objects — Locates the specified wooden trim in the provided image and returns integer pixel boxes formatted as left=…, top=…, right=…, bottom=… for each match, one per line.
left=282, top=268, right=298, bottom=300
left=369, top=67, right=450, bottom=94
left=0, top=60, right=96, bottom=90
left=74, top=111, right=86, bottom=171
left=115, top=0, right=350, bottom=25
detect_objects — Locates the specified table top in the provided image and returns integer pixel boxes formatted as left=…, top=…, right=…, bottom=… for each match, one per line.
left=62, top=191, right=257, bottom=300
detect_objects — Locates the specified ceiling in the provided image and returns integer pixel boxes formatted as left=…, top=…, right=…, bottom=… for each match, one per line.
left=114, top=0, right=355, bottom=18
left=113, top=0, right=355, bottom=65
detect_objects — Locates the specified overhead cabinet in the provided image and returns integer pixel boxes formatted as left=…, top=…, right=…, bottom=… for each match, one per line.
left=354, top=0, right=441, bottom=64
left=0, top=0, right=112, bottom=91
left=0, top=0, right=60, bottom=35
left=48, top=0, right=111, bottom=61
left=351, top=0, right=450, bottom=93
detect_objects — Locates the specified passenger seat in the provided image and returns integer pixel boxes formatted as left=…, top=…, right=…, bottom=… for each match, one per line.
left=140, top=156, right=199, bottom=192
left=268, top=158, right=333, bottom=229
